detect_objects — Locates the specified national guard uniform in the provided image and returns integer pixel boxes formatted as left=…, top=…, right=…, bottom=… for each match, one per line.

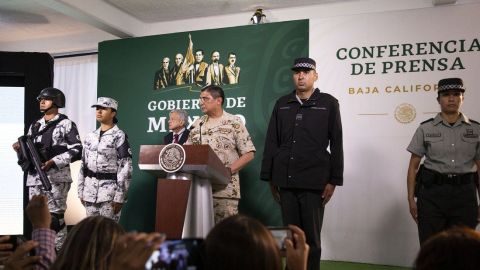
left=78, top=97, right=133, bottom=222
left=26, top=88, right=83, bottom=250
left=407, top=78, right=480, bottom=244
left=260, top=58, right=343, bottom=270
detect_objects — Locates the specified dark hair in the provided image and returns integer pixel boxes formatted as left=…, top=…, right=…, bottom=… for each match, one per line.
left=204, top=215, right=281, bottom=270
left=201, top=85, right=225, bottom=105
left=51, top=216, right=125, bottom=270
left=414, top=227, right=480, bottom=270
left=112, top=108, right=118, bottom=124
left=228, top=52, right=236, bottom=57
left=195, top=49, right=204, bottom=55
left=211, top=50, right=220, bottom=56
left=437, top=90, right=464, bottom=99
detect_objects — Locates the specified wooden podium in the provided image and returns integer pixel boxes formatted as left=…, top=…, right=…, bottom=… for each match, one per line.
left=138, top=145, right=229, bottom=239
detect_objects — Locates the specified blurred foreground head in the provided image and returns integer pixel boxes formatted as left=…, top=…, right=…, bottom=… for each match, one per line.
left=205, top=214, right=281, bottom=270
left=50, top=216, right=125, bottom=270
left=414, top=227, right=480, bottom=270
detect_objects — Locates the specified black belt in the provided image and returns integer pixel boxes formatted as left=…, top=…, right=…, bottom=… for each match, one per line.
left=84, top=168, right=117, bottom=180
left=424, top=167, right=475, bottom=185
left=50, top=212, right=65, bottom=232
left=436, top=173, right=475, bottom=185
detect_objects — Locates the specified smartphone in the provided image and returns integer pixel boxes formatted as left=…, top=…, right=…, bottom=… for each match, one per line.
left=2, top=235, right=35, bottom=256
left=268, top=227, right=292, bottom=252
left=145, top=238, right=204, bottom=270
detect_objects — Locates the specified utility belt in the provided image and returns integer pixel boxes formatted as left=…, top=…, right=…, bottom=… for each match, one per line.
left=418, top=166, right=476, bottom=187
left=84, top=168, right=117, bottom=180
left=50, top=212, right=65, bottom=233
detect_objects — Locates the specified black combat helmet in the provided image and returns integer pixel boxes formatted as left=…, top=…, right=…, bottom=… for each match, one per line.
left=36, top=87, right=66, bottom=108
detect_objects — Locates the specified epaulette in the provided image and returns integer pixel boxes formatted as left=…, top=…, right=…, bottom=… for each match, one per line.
left=420, top=118, right=434, bottom=125
left=470, top=119, right=480, bottom=125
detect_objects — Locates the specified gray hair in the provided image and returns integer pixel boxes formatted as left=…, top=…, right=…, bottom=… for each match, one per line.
left=170, top=109, right=188, bottom=127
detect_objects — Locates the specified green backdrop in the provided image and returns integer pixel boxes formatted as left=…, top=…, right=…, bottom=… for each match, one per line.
left=98, top=20, right=309, bottom=231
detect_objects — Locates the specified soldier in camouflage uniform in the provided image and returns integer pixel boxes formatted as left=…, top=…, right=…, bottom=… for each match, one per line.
left=78, top=97, right=132, bottom=222
left=13, top=87, right=83, bottom=251
left=186, top=85, right=255, bottom=223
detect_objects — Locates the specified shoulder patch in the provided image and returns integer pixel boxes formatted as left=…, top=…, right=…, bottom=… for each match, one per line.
left=420, top=118, right=434, bottom=125
left=470, top=119, right=480, bottom=125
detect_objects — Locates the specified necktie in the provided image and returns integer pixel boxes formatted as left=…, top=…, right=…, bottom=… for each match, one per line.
left=173, top=134, right=179, bottom=144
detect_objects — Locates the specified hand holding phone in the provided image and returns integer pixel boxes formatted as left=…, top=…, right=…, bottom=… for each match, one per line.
left=267, top=227, right=293, bottom=252
left=110, top=232, right=165, bottom=270
left=145, top=238, right=204, bottom=270
left=285, top=225, right=309, bottom=270
left=1, top=235, right=15, bottom=261
left=2, top=240, right=41, bottom=269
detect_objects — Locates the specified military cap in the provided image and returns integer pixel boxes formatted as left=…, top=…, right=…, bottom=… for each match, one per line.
left=291, top=57, right=316, bottom=71
left=437, top=78, right=465, bottom=94
left=91, top=97, right=118, bottom=110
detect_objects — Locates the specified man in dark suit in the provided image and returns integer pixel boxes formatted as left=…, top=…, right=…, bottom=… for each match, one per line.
left=164, top=109, right=190, bottom=144
left=189, top=49, right=209, bottom=86
left=153, top=57, right=171, bottom=89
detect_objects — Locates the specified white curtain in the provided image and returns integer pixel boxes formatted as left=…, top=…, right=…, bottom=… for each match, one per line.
left=53, top=54, right=98, bottom=225
left=54, top=54, right=98, bottom=138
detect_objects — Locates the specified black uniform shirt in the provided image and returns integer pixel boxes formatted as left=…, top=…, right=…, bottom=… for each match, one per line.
left=260, top=88, right=344, bottom=190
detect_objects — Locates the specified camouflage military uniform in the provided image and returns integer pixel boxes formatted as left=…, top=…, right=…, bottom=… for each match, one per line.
left=26, top=113, right=82, bottom=250
left=187, top=111, right=255, bottom=223
left=78, top=125, right=132, bottom=222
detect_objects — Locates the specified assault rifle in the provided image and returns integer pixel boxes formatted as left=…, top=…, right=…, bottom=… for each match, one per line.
left=17, top=135, right=52, bottom=191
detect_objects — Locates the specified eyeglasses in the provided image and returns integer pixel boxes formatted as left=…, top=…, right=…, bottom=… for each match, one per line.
left=199, top=96, right=215, bottom=103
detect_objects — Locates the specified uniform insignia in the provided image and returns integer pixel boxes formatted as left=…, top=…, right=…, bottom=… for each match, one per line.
left=425, top=133, right=441, bottom=138
left=470, top=119, right=480, bottom=125
left=420, top=118, right=434, bottom=125
left=463, top=131, right=479, bottom=139
left=159, top=144, right=186, bottom=173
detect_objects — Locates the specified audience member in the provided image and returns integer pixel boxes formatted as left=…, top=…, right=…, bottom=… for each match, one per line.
left=50, top=215, right=164, bottom=270
left=2, top=195, right=55, bottom=270
left=204, top=214, right=308, bottom=270
left=3, top=241, right=41, bottom=270
left=109, top=232, right=165, bottom=270
left=414, top=227, right=480, bottom=270
left=50, top=216, right=125, bottom=270
left=0, top=235, right=13, bottom=264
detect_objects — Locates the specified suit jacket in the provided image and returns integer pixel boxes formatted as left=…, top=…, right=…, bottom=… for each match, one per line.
left=206, top=63, right=224, bottom=85
left=163, top=129, right=190, bottom=145
left=171, top=65, right=189, bottom=86
left=153, top=68, right=170, bottom=89
left=189, top=62, right=209, bottom=86
left=224, top=65, right=240, bottom=84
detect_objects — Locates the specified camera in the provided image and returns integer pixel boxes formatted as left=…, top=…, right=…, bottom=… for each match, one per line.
left=145, top=238, right=204, bottom=270
left=268, top=227, right=292, bottom=252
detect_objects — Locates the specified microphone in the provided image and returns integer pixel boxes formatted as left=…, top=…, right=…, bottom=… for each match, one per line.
left=199, top=121, right=204, bottom=144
